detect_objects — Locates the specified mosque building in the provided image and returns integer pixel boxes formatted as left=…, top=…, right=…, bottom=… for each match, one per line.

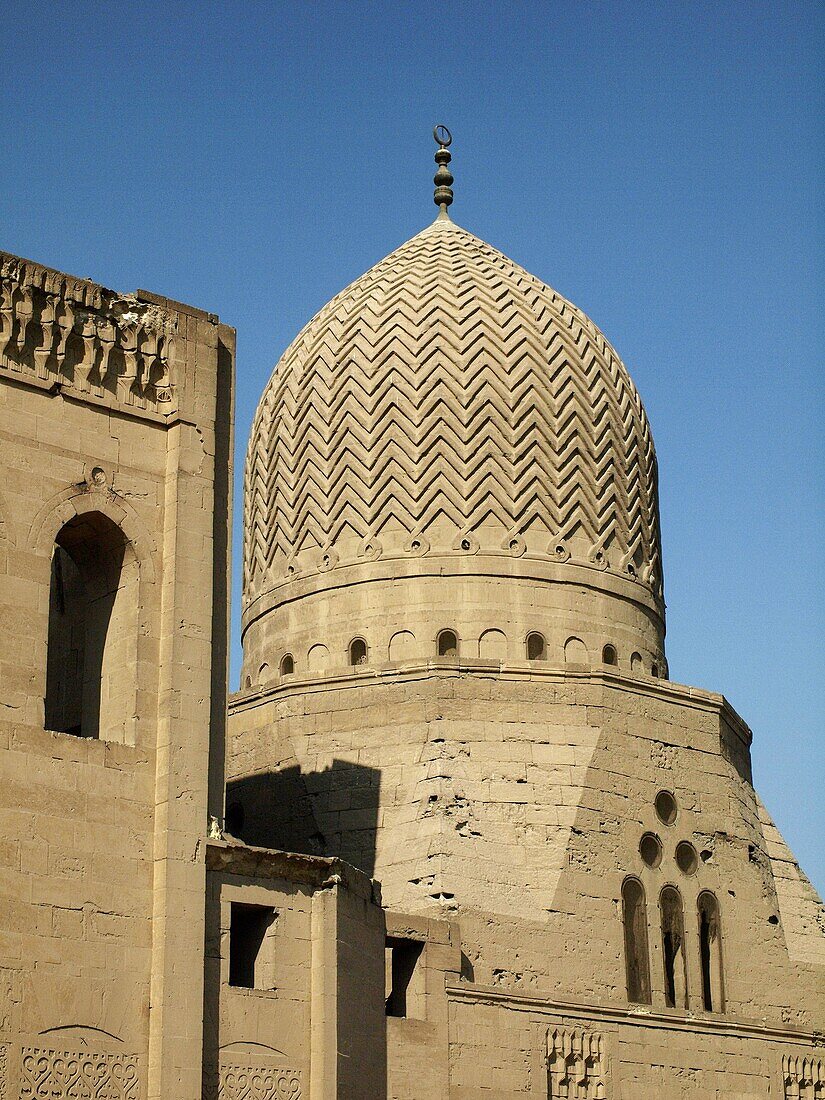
left=0, top=130, right=822, bottom=1099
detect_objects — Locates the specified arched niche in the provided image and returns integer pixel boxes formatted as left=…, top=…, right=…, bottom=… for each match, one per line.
left=564, top=636, right=588, bottom=664
left=478, top=628, right=507, bottom=660
left=45, top=510, right=138, bottom=743
left=622, top=877, right=652, bottom=1005
left=660, top=885, right=689, bottom=1009
left=697, top=891, right=725, bottom=1012
left=436, top=629, right=458, bottom=658
left=307, top=643, right=329, bottom=672
left=388, top=630, right=416, bottom=662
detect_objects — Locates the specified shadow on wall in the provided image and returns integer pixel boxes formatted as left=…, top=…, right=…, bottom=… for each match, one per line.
left=226, top=759, right=381, bottom=878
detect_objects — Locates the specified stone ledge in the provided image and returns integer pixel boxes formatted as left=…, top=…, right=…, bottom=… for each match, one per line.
left=205, top=837, right=379, bottom=904
left=445, top=981, right=821, bottom=1044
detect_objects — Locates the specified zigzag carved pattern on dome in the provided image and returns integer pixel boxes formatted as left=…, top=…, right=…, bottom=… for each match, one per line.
left=243, top=222, right=662, bottom=603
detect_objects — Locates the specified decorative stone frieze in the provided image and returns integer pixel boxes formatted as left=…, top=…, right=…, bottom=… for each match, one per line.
left=19, top=1046, right=140, bottom=1099
left=218, top=1062, right=302, bottom=1100
left=546, top=1025, right=606, bottom=1099
left=0, top=251, right=177, bottom=416
left=782, top=1053, right=824, bottom=1099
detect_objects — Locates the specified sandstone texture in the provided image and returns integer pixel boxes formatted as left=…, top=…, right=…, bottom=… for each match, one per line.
left=1, top=198, right=822, bottom=1100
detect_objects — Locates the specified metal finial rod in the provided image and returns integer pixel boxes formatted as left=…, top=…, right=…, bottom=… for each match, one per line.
left=433, top=124, right=454, bottom=210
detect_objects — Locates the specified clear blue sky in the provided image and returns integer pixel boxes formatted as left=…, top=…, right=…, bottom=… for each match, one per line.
left=3, top=2, right=822, bottom=892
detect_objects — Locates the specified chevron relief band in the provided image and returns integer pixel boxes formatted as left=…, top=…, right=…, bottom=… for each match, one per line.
left=243, top=217, right=662, bottom=615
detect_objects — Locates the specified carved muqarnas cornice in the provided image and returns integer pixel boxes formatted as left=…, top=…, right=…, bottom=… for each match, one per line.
left=783, top=1052, right=824, bottom=1099
left=0, top=251, right=178, bottom=416
left=547, top=1025, right=606, bottom=1099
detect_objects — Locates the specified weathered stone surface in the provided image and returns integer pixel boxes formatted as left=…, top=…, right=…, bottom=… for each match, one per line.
left=2, top=185, right=823, bottom=1100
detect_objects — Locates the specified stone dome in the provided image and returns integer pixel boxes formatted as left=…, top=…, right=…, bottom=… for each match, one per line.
left=242, top=214, right=665, bottom=678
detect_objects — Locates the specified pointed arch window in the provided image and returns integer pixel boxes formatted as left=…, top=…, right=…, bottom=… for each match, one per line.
left=280, top=653, right=294, bottom=676
left=621, top=877, right=652, bottom=1004
left=45, top=511, right=138, bottom=743
left=660, top=886, right=689, bottom=1009
left=697, top=891, right=725, bottom=1012
left=349, top=637, right=368, bottom=666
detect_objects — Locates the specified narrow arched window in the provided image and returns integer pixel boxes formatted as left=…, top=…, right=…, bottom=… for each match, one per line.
left=349, top=637, right=368, bottom=666
left=437, top=630, right=458, bottom=657
left=602, top=644, right=617, bottom=666
left=697, top=891, right=725, bottom=1012
left=526, top=632, right=546, bottom=661
left=45, top=511, right=137, bottom=743
left=621, top=878, right=652, bottom=1004
left=280, top=653, right=294, bottom=676
left=660, top=886, right=689, bottom=1009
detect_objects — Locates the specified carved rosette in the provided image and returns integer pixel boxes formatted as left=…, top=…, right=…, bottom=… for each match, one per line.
left=0, top=252, right=177, bottom=416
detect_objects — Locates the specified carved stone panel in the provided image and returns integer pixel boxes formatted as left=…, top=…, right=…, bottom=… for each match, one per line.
left=19, top=1046, right=140, bottom=1099
left=783, top=1053, right=825, bottom=1100
left=546, top=1025, right=606, bottom=1099
left=0, top=252, right=177, bottom=417
left=218, top=1063, right=302, bottom=1100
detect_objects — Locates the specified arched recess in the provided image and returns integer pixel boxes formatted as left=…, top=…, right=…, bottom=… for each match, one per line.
left=389, top=630, right=416, bottom=662
left=31, top=486, right=158, bottom=745
left=45, top=510, right=139, bottom=742
left=307, top=643, right=329, bottom=672
left=436, top=629, right=458, bottom=658
left=660, top=885, right=689, bottom=1009
left=349, top=637, right=368, bottom=666
left=697, top=891, right=725, bottom=1012
left=564, top=636, right=588, bottom=664
left=478, top=628, right=507, bottom=660
left=526, top=632, right=546, bottom=661
left=621, top=877, right=652, bottom=1004
left=280, top=653, right=294, bottom=676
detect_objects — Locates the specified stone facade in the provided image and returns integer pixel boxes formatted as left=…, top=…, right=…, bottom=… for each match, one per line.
left=1, top=192, right=823, bottom=1100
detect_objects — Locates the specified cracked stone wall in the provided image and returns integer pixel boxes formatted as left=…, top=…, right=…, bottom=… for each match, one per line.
left=228, top=659, right=825, bottom=1098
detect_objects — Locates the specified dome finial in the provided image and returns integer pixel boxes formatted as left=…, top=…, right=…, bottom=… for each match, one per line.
left=433, top=125, right=454, bottom=216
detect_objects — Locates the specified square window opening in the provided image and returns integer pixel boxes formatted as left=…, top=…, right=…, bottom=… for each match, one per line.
left=385, top=936, right=425, bottom=1018
left=229, top=903, right=277, bottom=989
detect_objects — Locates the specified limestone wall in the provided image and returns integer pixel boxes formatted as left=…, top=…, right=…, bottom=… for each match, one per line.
left=204, top=842, right=385, bottom=1100
left=228, top=663, right=825, bottom=1051
left=0, top=250, right=234, bottom=1099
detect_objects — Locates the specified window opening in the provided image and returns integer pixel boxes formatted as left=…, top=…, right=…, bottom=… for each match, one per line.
left=45, top=511, right=136, bottom=742
left=385, top=936, right=425, bottom=1018
left=655, top=790, right=678, bottom=826
left=660, top=886, right=689, bottom=1009
left=229, top=903, right=276, bottom=989
left=698, top=892, right=725, bottom=1012
left=526, top=632, right=546, bottom=661
left=280, top=653, right=294, bottom=676
left=639, top=833, right=663, bottom=869
left=676, top=841, right=698, bottom=875
left=437, top=630, right=458, bottom=657
left=349, top=637, right=368, bottom=666
left=602, top=644, right=617, bottom=666
left=621, top=878, right=652, bottom=1005
left=225, top=801, right=245, bottom=836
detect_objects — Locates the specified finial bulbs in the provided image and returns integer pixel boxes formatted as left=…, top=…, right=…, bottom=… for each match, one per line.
left=433, top=125, right=454, bottom=210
